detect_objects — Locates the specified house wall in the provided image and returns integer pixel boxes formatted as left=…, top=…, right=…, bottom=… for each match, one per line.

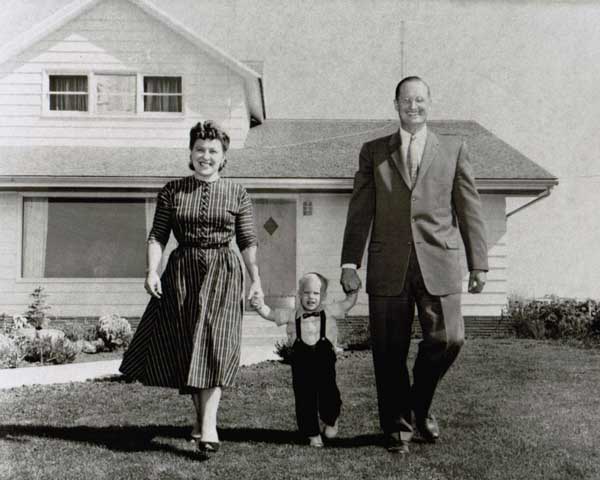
left=0, top=190, right=507, bottom=320
left=0, top=0, right=250, bottom=149
left=294, top=192, right=507, bottom=318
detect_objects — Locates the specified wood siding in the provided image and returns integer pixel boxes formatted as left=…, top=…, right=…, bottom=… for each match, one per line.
left=0, top=0, right=250, bottom=149
left=0, top=192, right=508, bottom=319
left=295, top=193, right=508, bottom=317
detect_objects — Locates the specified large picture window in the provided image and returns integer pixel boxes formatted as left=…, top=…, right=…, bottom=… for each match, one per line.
left=143, top=76, right=182, bottom=112
left=22, top=197, right=153, bottom=278
left=49, top=75, right=88, bottom=111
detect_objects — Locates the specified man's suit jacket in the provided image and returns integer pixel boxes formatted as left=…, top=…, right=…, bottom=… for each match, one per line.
left=341, top=128, right=488, bottom=296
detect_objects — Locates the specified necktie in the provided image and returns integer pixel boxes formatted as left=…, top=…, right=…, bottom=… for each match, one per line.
left=407, top=134, right=419, bottom=187
left=301, top=311, right=321, bottom=319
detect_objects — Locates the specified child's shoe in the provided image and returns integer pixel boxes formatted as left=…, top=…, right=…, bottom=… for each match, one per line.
left=308, top=434, right=324, bottom=447
left=322, top=420, right=338, bottom=439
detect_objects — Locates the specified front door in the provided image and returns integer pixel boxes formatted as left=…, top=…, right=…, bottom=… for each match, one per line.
left=249, top=198, right=296, bottom=309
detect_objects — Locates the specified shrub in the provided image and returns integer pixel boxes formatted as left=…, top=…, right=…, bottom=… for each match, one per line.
left=274, top=338, right=294, bottom=364
left=504, top=295, right=600, bottom=345
left=339, top=322, right=371, bottom=351
left=96, top=314, right=133, bottom=351
left=21, top=335, right=79, bottom=365
left=23, top=287, right=52, bottom=330
left=22, top=335, right=54, bottom=364
left=60, top=322, right=86, bottom=342
left=0, top=333, right=25, bottom=368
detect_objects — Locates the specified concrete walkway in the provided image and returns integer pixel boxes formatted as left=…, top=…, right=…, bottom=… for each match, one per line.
left=0, top=314, right=285, bottom=390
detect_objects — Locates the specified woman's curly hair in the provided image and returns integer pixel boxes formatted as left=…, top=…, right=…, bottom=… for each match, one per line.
left=188, top=120, right=230, bottom=152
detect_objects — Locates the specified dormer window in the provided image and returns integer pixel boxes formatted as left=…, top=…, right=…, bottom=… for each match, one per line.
left=44, top=72, right=183, bottom=115
left=143, top=76, right=182, bottom=112
left=49, top=75, right=88, bottom=111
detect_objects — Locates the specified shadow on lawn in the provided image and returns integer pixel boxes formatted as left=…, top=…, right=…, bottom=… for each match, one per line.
left=0, top=424, right=205, bottom=461
left=0, top=424, right=383, bottom=451
left=220, top=427, right=382, bottom=448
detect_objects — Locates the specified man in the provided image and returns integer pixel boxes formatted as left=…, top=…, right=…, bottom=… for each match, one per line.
left=340, top=76, right=488, bottom=454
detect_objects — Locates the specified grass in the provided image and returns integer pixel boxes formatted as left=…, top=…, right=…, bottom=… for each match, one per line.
left=1, top=339, right=599, bottom=480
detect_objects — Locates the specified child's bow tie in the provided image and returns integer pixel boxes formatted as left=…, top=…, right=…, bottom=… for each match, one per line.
left=302, top=311, right=321, bottom=318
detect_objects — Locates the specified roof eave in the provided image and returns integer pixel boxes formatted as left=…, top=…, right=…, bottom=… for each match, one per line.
left=0, top=176, right=558, bottom=194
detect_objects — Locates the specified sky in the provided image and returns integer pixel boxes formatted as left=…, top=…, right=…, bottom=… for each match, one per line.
left=2, top=0, right=600, bottom=298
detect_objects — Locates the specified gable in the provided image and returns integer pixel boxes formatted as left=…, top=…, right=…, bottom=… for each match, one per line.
left=0, top=0, right=264, bottom=149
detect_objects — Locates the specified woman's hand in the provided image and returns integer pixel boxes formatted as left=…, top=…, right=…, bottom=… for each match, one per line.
left=247, top=280, right=263, bottom=302
left=145, top=271, right=162, bottom=298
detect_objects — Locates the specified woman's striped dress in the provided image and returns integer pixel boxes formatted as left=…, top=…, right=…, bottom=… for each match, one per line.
left=120, top=176, right=257, bottom=390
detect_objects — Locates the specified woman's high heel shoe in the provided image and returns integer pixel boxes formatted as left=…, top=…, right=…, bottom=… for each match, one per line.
left=198, top=440, right=220, bottom=453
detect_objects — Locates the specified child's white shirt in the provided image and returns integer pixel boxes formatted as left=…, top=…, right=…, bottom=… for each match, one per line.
left=270, top=302, right=348, bottom=347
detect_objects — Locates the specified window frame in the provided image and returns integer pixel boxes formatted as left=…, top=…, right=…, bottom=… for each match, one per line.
left=16, top=192, right=154, bottom=284
left=42, top=71, right=185, bottom=118
left=43, top=71, right=91, bottom=117
left=139, top=74, right=184, bottom=116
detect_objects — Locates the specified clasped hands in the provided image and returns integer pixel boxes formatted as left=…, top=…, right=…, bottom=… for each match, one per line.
left=340, top=268, right=362, bottom=294
left=340, top=268, right=486, bottom=294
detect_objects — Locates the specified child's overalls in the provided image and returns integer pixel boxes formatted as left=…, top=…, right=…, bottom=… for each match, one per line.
left=291, top=310, right=342, bottom=437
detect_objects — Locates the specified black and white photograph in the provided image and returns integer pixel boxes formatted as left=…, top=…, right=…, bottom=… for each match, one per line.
left=0, top=0, right=598, bottom=478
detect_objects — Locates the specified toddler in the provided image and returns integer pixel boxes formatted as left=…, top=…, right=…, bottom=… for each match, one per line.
left=251, top=272, right=357, bottom=447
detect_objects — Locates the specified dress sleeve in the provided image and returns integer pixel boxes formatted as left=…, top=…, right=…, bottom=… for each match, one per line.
left=148, top=182, right=172, bottom=246
left=235, top=187, right=257, bottom=251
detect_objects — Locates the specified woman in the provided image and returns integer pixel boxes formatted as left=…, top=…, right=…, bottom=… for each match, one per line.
left=120, top=121, right=263, bottom=453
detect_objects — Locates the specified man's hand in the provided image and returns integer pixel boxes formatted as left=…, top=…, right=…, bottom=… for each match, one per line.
left=341, top=268, right=362, bottom=294
left=468, top=270, right=486, bottom=294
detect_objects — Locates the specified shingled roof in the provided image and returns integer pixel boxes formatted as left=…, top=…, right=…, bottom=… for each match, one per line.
left=0, top=119, right=557, bottom=191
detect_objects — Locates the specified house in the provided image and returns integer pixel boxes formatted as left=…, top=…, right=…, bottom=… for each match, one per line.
left=0, top=0, right=557, bottom=335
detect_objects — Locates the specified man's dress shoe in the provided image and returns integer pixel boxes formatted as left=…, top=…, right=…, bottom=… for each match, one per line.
left=384, top=432, right=409, bottom=454
left=415, top=414, right=440, bottom=443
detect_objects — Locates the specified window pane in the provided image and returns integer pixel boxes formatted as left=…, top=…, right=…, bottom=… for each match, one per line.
left=143, top=76, right=182, bottom=112
left=23, top=198, right=147, bottom=278
left=49, top=94, right=88, bottom=111
left=50, top=75, right=88, bottom=92
left=49, top=75, right=88, bottom=111
left=96, top=74, right=136, bottom=114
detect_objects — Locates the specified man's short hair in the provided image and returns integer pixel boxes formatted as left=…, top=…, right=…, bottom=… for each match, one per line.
left=394, top=76, right=431, bottom=100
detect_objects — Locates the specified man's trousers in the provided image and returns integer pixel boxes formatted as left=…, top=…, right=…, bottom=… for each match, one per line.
left=368, top=249, right=464, bottom=434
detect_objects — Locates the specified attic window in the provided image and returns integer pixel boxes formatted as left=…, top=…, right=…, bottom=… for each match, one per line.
left=49, top=75, right=88, bottom=111
left=143, top=76, right=182, bottom=112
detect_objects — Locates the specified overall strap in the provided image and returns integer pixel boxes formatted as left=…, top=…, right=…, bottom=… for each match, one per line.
left=319, top=310, right=326, bottom=339
left=295, top=315, right=302, bottom=341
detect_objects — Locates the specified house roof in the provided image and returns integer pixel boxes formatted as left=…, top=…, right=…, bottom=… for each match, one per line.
left=0, top=0, right=265, bottom=121
left=0, top=119, right=557, bottom=194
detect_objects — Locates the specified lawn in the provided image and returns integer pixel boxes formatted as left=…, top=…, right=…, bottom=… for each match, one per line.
left=1, top=339, right=599, bottom=480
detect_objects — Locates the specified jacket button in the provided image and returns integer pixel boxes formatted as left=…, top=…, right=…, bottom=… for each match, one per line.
left=408, top=241, right=412, bottom=246
left=412, top=197, right=416, bottom=201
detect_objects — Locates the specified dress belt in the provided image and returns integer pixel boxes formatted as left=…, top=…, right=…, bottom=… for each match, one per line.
left=178, top=242, right=228, bottom=249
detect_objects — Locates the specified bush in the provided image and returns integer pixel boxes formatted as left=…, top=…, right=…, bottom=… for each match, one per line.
left=274, top=338, right=294, bottom=364
left=59, top=322, right=86, bottom=342
left=339, top=322, right=371, bottom=351
left=21, top=335, right=79, bottom=365
left=0, top=333, right=25, bottom=368
left=504, top=295, right=600, bottom=344
left=96, top=314, right=133, bottom=351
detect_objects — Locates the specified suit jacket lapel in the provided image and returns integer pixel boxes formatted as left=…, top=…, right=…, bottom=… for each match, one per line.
left=387, top=131, right=411, bottom=189
left=415, top=129, right=439, bottom=186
